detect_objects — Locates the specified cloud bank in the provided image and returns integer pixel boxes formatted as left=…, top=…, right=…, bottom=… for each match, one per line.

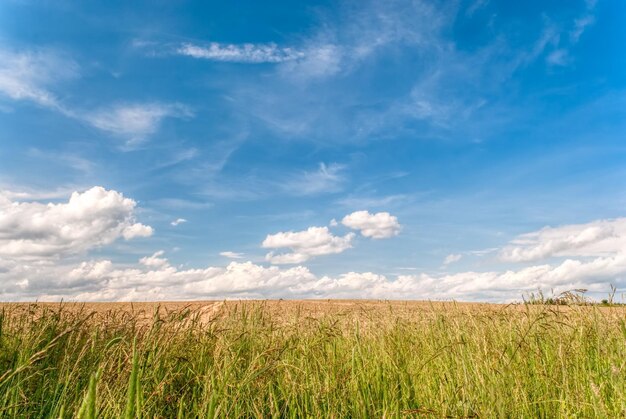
left=2, top=249, right=624, bottom=302
left=1, top=189, right=625, bottom=302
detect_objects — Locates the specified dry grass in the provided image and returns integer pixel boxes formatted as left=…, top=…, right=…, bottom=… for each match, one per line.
left=0, top=300, right=625, bottom=417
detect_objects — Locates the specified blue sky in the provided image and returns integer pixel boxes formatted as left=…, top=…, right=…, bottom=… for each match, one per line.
left=1, top=0, right=626, bottom=301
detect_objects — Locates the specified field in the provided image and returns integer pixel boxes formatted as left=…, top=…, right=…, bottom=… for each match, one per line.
left=0, top=300, right=625, bottom=418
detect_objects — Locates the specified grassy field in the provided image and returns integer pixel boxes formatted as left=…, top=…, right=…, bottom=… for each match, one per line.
left=0, top=300, right=625, bottom=418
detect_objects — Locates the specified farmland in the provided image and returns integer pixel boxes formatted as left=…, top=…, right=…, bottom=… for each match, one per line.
left=0, top=300, right=625, bottom=417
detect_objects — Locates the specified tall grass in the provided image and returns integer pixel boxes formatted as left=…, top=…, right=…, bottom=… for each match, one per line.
left=0, top=301, right=624, bottom=417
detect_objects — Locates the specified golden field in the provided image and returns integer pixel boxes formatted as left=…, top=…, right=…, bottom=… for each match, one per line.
left=0, top=300, right=624, bottom=417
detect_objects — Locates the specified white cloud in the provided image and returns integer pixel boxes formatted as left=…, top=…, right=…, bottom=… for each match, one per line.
left=0, top=47, right=77, bottom=111
left=280, top=44, right=343, bottom=80
left=259, top=211, right=399, bottom=266
left=500, top=218, right=624, bottom=263
left=342, top=210, right=401, bottom=239
left=220, top=251, right=244, bottom=259
left=2, top=214, right=626, bottom=301
left=139, top=250, right=169, bottom=268
left=0, top=185, right=87, bottom=201
left=0, top=47, right=192, bottom=144
left=262, top=226, right=354, bottom=264
left=283, top=163, right=345, bottom=196
left=122, top=223, right=154, bottom=240
left=443, top=253, right=462, bottom=265
left=0, top=186, right=152, bottom=260
left=84, top=103, right=193, bottom=146
left=171, top=218, right=187, bottom=226
left=176, top=42, right=304, bottom=63
left=2, top=249, right=624, bottom=302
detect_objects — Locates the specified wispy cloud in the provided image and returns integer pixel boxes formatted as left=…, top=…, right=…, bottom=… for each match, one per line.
left=0, top=184, right=88, bottom=201
left=282, top=163, right=346, bottom=196
left=176, top=42, right=304, bottom=63
left=170, top=218, right=187, bottom=226
left=0, top=47, right=193, bottom=146
left=546, top=49, right=570, bottom=67
left=0, top=47, right=77, bottom=112
left=220, top=251, right=244, bottom=259
left=26, top=148, right=95, bottom=175
left=336, top=194, right=411, bottom=210
left=544, top=0, right=596, bottom=67
left=279, top=44, right=343, bottom=80
left=84, top=102, right=193, bottom=147
left=570, top=0, right=597, bottom=44
left=191, top=162, right=346, bottom=202
left=216, top=1, right=503, bottom=143
left=152, top=198, right=213, bottom=210
left=208, top=0, right=601, bottom=147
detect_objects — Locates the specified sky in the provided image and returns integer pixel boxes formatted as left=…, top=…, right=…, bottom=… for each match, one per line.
left=1, top=0, right=626, bottom=302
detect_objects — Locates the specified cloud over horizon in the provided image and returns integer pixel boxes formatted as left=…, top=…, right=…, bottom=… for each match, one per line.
left=1, top=188, right=625, bottom=301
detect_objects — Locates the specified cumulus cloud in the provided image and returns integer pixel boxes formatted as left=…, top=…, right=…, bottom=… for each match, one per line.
left=139, top=250, right=169, bottom=269
left=122, top=223, right=154, bottom=240
left=2, top=206, right=626, bottom=301
left=220, top=251, right=244, bottom=259
left=176, top=42, right=304, bottom=63
left=342, top=210, right=401, bottom=239
left=171, top=218, right=187, bottom=226
left=500, top=218, right=623, bottom=263
left=2, top=249, right=624, bottom=302
left=262, top=226, right=354, bottom=264
left=0, top=186, right=152, bottom=259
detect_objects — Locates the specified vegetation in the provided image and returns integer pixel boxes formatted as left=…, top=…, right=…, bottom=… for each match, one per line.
left=0, top=300, right=624, bottom=417
left=524, top=287, right=626, bottom=307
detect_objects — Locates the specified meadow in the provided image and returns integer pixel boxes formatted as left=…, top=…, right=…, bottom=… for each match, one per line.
left=0, top=299, right=624, bottom=418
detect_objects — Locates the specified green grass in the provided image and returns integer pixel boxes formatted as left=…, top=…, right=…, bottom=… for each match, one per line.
left=0, top=301, right=625, bottom=417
